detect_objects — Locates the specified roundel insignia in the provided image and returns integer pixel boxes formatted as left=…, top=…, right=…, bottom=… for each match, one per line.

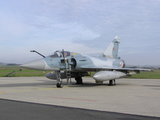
left=120, top=61, right=123, bottom=67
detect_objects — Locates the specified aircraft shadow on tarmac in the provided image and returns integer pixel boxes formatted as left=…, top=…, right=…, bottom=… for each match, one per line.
left=67, top=83, right=109, bottom=87
left=143, top=85, right=160, bottom=88
left=62, top=80, right=134, bottom=88
left=0, top=79, right=133, bottom=88
left=142, top=85, right=160, bottom=90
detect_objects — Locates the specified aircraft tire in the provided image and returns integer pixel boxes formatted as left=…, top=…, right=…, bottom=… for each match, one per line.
left=56, top=83, right=63, bottom=88
left=108, top=80, right=116, bottom=86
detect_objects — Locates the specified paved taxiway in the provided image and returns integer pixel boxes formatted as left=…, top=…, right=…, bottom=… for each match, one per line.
left=0, top=77, right=160, bottom=119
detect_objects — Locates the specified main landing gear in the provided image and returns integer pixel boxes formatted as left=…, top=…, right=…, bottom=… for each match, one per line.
left=108, top=79, right=116, bottom=86
left=75, top=77, right=83, bottom=84
left=55, top=71, right=84, bottom=88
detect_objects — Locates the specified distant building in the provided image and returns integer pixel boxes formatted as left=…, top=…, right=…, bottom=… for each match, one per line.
left=0, top=62, right=4, bottom=66
left=7, top=63, right=17, bottom=66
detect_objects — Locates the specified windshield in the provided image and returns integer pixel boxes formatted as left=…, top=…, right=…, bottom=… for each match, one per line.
left=49, top=51, right=70, bottom=58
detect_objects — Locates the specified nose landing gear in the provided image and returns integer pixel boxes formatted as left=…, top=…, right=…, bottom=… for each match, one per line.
left=55, top=71, right=64, bottom=88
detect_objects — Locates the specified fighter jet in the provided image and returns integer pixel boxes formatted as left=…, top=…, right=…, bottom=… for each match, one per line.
left=21, top=36, right=151, bottom=88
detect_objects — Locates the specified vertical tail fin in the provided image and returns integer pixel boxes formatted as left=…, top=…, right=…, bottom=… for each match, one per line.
left=103, top=36, right=120, bottom=58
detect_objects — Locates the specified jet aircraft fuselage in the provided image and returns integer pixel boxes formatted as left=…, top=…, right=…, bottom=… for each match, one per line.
left=21, top=36, right=151, bottom=88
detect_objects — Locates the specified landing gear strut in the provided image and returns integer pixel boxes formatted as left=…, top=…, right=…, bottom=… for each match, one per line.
left=75, top=77, right=83, bottom=84
left=109, top=79, right=116, bottom=86
left=56, top=71, right=63, bottom=88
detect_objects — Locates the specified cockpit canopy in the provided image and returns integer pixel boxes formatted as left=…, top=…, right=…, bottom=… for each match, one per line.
left=49, top=50, right=70, bottom=58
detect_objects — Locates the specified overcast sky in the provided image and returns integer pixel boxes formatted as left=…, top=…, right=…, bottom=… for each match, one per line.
left=0, top=0, right=160, bottom=65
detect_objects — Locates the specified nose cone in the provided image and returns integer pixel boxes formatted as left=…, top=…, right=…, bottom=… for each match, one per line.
left=20, top=59, right=45, bottom=70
